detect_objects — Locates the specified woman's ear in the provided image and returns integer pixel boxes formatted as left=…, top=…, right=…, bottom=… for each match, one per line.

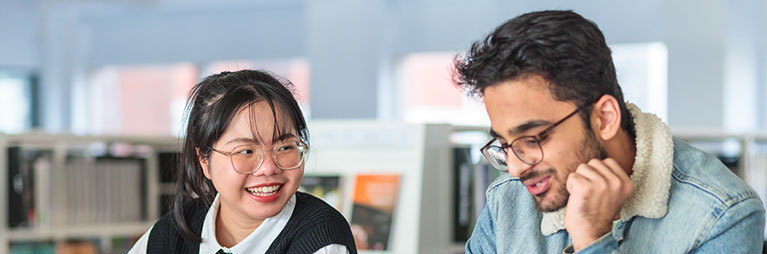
left=197, top=147, right=212, bottom=180
left=590, top=95, right=622, bottom=141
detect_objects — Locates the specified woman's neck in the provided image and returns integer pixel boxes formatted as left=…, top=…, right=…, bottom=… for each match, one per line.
left=215, top=202, right=264, bottom=248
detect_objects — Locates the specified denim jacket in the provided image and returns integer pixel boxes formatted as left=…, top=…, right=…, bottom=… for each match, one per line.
left=466, top=104, right=765, bottom=253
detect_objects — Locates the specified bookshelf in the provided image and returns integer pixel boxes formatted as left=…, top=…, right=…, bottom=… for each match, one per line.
left=0, top=133, right=181, bottom=254
left=306, top=121, right=465, bottom=254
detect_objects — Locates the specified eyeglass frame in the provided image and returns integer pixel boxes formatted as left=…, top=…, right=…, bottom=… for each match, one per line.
left=209, top=137, right=309, bottom=174
left=480, top=106, right=583, bottom=171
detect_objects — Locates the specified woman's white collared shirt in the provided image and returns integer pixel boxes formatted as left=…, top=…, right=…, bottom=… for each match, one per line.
left=128, top=194, right=349, bottom=254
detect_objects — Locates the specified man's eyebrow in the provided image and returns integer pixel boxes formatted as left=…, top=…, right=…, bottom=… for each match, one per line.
left=489, top=119, right=551, bottom=140
left=507, top=120, right=551, bottom=136
left=489, top=129, right=500, bottom=138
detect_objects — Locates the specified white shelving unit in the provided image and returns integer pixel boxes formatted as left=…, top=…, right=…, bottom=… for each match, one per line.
left=6, top=222, right=155, bottom=241
left=0, top=133, right=180, bottom=254
left=306, top=121, right=466, bottom=254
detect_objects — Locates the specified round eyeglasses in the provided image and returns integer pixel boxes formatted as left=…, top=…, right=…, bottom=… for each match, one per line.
left=480, top=107, right=581, bottom=171
left=210, top=137, right=308, bottom=174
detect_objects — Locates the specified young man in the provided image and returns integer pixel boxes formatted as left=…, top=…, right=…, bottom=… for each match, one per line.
left=454, top=10, right=764, bottom=253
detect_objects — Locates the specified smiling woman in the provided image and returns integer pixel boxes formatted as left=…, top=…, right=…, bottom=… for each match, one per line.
left=127, top=70, right=356, bottom=254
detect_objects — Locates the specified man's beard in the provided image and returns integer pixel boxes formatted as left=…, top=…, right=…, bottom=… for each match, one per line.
left=530, top=128, right=606, bottom=212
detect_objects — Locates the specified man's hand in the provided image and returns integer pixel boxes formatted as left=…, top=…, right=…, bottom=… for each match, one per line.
left=564, top=158, right=633, bottom=251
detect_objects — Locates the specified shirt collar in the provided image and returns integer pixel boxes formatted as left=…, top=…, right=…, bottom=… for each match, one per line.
left=199, top=193, right=296, bottom=253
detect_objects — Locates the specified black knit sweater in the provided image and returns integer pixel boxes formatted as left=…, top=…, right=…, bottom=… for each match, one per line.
left=147, top=192, right=357, bottom=254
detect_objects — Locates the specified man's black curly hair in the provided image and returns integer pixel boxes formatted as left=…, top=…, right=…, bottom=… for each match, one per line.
left=454, top=10, right=634, bottom=136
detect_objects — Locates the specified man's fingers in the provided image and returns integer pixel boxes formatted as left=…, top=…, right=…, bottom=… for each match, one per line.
left=586, top=159, right=621, bottom=185
left=574, top=162, right=605, bottom=183
left=566, top=172, right=590, bottom=193
left=601, top=158, right=633, bottom=195
left=603, top=158, right=631, bottom=181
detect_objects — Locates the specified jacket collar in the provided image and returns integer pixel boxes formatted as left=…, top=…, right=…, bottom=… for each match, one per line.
left=540, top=103, right=674, bottom=235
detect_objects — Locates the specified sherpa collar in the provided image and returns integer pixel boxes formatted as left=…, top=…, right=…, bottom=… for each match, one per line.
left=540, top=103, right=674, bottom=236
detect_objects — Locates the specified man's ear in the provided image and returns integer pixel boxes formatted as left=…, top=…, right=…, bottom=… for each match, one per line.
left=197, top=147, right=212, bottom=180
left=590, top=95, right=622, bottom=141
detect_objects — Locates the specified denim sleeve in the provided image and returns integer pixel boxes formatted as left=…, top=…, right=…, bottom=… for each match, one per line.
left=563, top=232, right=618, bottom=254
left=693, top=197, right=765, bottom=253
left=466, top=205, right=497, bottom=254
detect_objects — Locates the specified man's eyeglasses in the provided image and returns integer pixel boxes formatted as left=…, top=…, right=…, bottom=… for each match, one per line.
left=480, top=107, right=582, bottom=171
left=210, top=136, right=308, bottom=174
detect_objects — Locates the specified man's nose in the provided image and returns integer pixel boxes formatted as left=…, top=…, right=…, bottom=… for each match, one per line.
left=506, top=151, right=531, bottom=177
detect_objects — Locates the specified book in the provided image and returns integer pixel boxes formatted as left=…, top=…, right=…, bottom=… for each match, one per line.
left=349, top=174, right=400, bottom=250
left=472, top=162, right=499, bottom=225
left=9, top=241, right=55, bottom=254
left=7, top=147, right=53, bottom=228
left=452, top=147, right=503, bottom=243
left=56, top=241, right=97, bottom=254
left=64, top=156, right=145, bottom=224
left=453, top=147, right=472, bottom=242
left=299, top=175, right=342, bottom=210
left=8, top=146, right=26, bottom=228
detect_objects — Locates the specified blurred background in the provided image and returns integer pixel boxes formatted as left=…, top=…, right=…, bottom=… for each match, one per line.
left=1, top=0, right=766, bottom=253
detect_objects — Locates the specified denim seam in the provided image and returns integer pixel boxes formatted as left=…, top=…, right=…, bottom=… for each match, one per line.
left=691, top=196, right=762, bottom=249
left=671, top=166, right=725, bottom=204
left=671, top=165, right=760, bottom=206
left=487, top=176, right=517, bottom=196
left=489, top=175, right=516, bottom=190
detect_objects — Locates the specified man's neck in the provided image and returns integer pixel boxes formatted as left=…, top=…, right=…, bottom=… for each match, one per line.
left=605, top=129, right=636, bottom=176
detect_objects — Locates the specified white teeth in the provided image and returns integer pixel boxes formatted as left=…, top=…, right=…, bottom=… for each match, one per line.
left=534, top=182, right=542, bottom=187
left=247, top=185, right=281, bottom=196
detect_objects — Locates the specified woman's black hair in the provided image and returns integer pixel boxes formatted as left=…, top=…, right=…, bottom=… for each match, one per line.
left=172, top=69, right=308, bottom=242
left=454, top=10, right=635, bottom=137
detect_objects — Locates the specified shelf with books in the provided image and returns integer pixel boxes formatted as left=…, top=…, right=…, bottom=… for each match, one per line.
left=7, top=222, right=154, bottom=241
left=305, top=121, right=470, bottom=254
left=0, top=133, right=181, bottom=254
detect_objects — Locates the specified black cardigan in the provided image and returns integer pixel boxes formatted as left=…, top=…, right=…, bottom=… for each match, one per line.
left=146, top=192, right=357, bottom=254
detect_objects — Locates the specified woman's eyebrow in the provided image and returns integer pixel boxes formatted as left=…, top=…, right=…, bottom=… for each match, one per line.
left=224, top=137, right=259, bottom=145
left=272, top=133, right=297, bottom=142
left=223, top=133, right=297, bottom=146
